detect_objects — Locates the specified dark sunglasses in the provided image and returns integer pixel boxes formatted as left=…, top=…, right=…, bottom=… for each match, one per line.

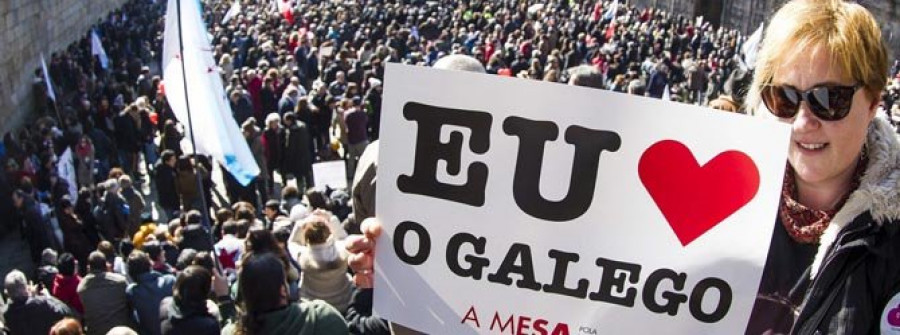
left=761, top=84, right=861, bottom=121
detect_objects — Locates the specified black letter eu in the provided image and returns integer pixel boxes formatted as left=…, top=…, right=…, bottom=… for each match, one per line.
left=397, top=102, right=492, bottom=206
left=503, top=116, right=621, bottom=221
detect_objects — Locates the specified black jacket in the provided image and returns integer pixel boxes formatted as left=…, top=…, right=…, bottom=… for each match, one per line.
left=792, top=212, right=900, bottom=334
left=748, top=118, right=900, bottom=334
left=281, top=123, right=312, bottom=177
left=155, top=163, right=179, bottom=209
left=345, top=288, right=390, bottom=335
left=3, top=296, right=76, bottom=335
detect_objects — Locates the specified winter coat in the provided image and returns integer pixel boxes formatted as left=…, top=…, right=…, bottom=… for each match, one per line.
left=230, top=96, right=254, bottom=126
left=748, top=118, right=900, bottom=334
left=3, top=296, right=76, bottom=335
left=260, top=86, right=279, bottom=115
left=127, top=271, right=176, bottom=335
left=77, top=271, right=134, bottom=335
left=220, top=300, right=348, bottom=335
left=51, top=274, right=84, bottom=314
left=120, top=186, right=145, bottom=237
left=98, top=192, right=129, bottom=241
left=154, top=162, right=179, bottom=210
left=281, top=123, right=313, bottom=178
left=17, top=197, right=56, bottom=262
left=246, top=129, right=268, bottom=182
left=263, top=128, right=282, bottom=174
left=298, top=240, right=353, bottom=313
left=113, top=111, right=142, bottom=153
left=345, top=289, right=391, bottom=335
left=58, top=212, right=91, bottom=262
left=159, top=297, right=222, bottom=335
left=175, top=166, right=207, bottom=211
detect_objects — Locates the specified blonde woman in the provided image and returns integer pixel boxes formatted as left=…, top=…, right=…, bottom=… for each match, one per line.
left=745, top=0, right=899, bottom=333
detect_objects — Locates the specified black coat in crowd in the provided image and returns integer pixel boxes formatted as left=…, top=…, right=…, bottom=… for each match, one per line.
left=154, top=162, right=179, bottom=210
left=281, top=122, right=313, bottom=179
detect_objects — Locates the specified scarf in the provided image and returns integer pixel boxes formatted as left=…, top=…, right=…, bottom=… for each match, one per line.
left=779, top=152, right=867, bottom=244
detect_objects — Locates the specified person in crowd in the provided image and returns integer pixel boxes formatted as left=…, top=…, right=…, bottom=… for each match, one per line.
left=363, top=78, right=383, bottom=140
left=281, top=112, right=314, bottom=190
left=230, top=90, right=255, bottom=127
left=160, top=120, right=184, bottom=158
left=280, top=185, right=304, bottom=214
left=263, top=199, right=286, bottom=230
left=742, top=0, right=900, bottom=333
left=262, top=113, right=283, bottom=194
left=50, top=318, right=84, bottom=335
left=242, top=118, right=268, bottom=206
left=78, top=251, right=134, bottom=335
left=297, top=217, right=352, bottom=313
left=176, top=210, right=214, bottom=253
left=74, top=135, right=95, bottom=189
left=36, top=248, right=60, bottom=293
left=260, top=77, right=279, bottom=117
left=159, top=265, right=233, bottom=335
left=243, top=229, right=300, bottom=302
left=342, top=99, right=369, bottom=182
left=96, top=240, right=128, bottom=277
left=155, top=150, right=180, bottom=222
left=174, top=156, right=206, bottom=212
left=118, top=175, right=145, bottom=238
left=51, top=253, right=84, bottom=314
left=568, top=65, right=605, bottom=89
left=142, top=240, right=175, bottom=275
left=4, top=269, right=76, bottom=335
left=221, top=252, right=348, bottom=335
left=96, top=179, right=129, bottom=243
left=214, top=220, right=244, bottom=272
left=58, top=197, right=92, bottom=267
left=12, top=189, right=56, bottom=263
left=279, top=87, right=301, bottom=116
left=125, top=250, right=175, bottom=335
left=113, top=104, right=143, bottom=177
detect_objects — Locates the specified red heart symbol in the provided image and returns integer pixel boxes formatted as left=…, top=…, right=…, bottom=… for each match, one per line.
left=639, top=140, right=760, bottom=246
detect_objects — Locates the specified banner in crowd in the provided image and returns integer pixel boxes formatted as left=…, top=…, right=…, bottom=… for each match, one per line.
left=57, top=148, right=77, bottom=202
left=162, top=0, right=260, bottom=186
left=313, top=160, right=347, bottom=189
left=374, top=64, right=791, bottom=334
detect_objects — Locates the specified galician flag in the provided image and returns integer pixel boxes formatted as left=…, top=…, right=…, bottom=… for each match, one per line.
left=40, top=53, right=56, bottom=101
left=741, top=23, right=764, bottom=70
left=162, top=0, right=259, bottom=186
left=222, top=0, right=241, bottom=24
left=91, top=30, right=110, bottom=70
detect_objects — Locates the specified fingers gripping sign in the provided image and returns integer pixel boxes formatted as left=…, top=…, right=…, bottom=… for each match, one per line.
left=346, top=218, right=382, bottom=289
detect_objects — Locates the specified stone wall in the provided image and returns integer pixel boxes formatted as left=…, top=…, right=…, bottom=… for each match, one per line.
left=0, top=0, right=127, bottom=134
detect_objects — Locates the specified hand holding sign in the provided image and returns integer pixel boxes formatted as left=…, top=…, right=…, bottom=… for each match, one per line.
left=346, top=218, right=382, bottom=288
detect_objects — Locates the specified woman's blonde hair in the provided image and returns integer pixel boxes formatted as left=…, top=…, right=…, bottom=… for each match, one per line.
left=746, top=0, right=888, bottom=114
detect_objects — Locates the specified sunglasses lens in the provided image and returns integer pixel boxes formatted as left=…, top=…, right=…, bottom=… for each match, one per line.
left=762, top=86, right=799, bottom=118
left=809, top=87, right=836, bottom=119
left=827, top=86, right=856, bottom=120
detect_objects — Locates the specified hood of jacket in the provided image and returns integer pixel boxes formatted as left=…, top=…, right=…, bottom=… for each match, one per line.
left=812, top=116, right=900, bottom=277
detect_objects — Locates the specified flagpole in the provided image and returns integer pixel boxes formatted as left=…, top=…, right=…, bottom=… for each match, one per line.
left=175, top=0, right=215, bottom=237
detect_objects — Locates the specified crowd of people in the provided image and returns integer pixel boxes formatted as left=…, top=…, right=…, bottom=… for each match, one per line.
left=1, top=0, right=899, bottom=334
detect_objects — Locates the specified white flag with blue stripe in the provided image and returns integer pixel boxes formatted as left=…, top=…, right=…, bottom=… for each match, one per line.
left=91, top=30, right=110, bottom=70
left=163, top=0, right=259, bottom=186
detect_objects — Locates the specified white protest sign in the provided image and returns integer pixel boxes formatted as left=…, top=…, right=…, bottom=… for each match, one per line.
left=375, top=64, right=790, bottom=334
left=313, top=160, right=347, bottom=189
